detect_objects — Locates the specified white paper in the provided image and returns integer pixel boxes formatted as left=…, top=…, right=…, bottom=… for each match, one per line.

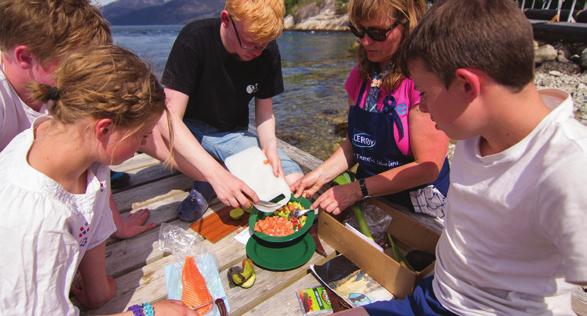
left=234, top=228, right=251, bottom=245
left=344, top=223, right=384, bottom=252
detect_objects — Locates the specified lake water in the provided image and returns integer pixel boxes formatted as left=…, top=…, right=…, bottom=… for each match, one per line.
left=112, top=25, right=357, bottom=160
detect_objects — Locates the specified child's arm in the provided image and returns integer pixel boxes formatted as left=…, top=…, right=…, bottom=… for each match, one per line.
left=109, top=300, right=198, bottom=315
left=72, top=242, right=116, bottom=309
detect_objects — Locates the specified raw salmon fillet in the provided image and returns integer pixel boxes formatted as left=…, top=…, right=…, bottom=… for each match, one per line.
left=182, top=256, right=213, bottom=314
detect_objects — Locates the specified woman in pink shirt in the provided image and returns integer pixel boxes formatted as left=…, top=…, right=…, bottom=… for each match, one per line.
left=292, top=0, right=450, bottom=218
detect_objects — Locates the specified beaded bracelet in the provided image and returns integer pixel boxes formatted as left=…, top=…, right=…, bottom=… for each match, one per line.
left=127, top=304, right=143, bottom=316
left=127, top=303, right=155, bottom=316
left=143, top=303, right=155, bottom=316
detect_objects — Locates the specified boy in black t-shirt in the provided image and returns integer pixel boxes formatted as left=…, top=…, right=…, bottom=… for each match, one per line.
left=142, top=0, right=303, bottom=221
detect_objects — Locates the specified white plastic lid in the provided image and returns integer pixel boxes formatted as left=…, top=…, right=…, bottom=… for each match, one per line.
left=224, top=146, right=291, bottom=213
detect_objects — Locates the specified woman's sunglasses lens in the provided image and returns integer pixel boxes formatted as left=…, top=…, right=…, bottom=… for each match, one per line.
left=367, top=30, right=387, bottom=41
left=348, top=23, right=388, bottom=42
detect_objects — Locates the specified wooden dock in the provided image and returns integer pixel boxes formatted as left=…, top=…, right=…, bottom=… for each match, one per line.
left=83, top=138, right=444, bottom=315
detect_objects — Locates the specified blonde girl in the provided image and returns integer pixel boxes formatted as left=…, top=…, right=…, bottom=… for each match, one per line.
left=0, top=45, right=191, bottom=315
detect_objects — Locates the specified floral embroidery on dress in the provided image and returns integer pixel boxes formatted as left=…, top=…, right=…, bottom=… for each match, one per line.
left=78, top=222, right=90, bottom=247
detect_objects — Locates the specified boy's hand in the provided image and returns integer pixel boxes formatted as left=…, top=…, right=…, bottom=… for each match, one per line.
left=263, top=147, right=284, bottom=178
left=209, top=168, right=259, bottom=209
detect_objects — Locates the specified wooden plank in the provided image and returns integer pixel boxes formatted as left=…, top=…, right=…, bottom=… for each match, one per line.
left=111, top=153, right=160, bottom=173
left=113, top=173, right=193, bottom=212
left=112, top=164, right=179, bottom=194
left=278, top=138, right=323, bottom=172
left=243, top=273, right=323, bottom=316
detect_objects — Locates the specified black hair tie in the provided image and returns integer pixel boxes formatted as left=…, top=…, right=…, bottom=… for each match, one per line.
left=47, top=87, right=61, bottom=101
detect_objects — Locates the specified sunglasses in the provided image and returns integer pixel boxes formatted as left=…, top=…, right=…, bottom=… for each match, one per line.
left=347, top=20, right=403, bottom=42
left=230, top=16, right=267, bottom=51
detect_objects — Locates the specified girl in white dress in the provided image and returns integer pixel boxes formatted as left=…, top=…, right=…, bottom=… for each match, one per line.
left=0, top=45, right=191, bottom=315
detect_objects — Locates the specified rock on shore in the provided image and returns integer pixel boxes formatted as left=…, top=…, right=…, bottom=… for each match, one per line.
left=534, top=41, right=587, bottom=124
left=536, top=67, right=587, bottom=124
left=285, top=0, right=347, bottom=31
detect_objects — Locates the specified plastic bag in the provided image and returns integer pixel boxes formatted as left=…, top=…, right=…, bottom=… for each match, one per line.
left=158, top=222, right=205, bottom=259
left=343, top=202, right=393, bottom=247
left=158, top=223, right=230, bottom=316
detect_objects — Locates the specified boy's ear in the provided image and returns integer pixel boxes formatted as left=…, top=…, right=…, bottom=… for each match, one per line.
left=95, top=118, right=114, bottom=142
left=219, top=10, right=230, bottom=25
left=13, top=45, right=36, bottom=70
left=455, top=68, right=481, bottom=100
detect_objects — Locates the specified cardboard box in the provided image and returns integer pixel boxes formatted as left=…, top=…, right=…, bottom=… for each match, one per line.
left=317, top=199, right=440, bottom=298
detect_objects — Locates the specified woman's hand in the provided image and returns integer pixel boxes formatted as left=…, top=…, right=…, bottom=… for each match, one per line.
left=311, top=182, right=362, bottom=215
left=291, top=169, right=328, bottom=199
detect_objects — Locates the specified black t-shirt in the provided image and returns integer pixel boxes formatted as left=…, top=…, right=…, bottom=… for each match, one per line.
left=161, top=18, right=284, bottom=131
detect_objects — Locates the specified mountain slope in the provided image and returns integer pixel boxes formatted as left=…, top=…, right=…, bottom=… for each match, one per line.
left=102, top=0, right=224, bottom=25
left=101, top=0, right=169, bottom=22
left=100, top=0, right=347, bottom=29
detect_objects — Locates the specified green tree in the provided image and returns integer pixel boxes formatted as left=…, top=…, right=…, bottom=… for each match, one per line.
left=335, top=0, right=350, bottom=14
left=285, top=0, right=300, bottom=15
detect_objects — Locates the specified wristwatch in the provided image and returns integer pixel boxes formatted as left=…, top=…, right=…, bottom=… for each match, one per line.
left=359, top=178, right=370, bottom=199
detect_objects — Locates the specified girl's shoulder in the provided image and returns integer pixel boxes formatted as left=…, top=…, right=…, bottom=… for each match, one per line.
left=0, top=177, right=74, bottom=233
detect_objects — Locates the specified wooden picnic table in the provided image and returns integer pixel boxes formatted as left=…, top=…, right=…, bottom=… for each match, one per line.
left=83, top=140, right=339, bottom=315
left=84, top=138, right=444, bottom=315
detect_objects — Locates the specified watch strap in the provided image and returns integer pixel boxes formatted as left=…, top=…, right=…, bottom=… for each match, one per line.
left=359, top=178, right=369, bottom=198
